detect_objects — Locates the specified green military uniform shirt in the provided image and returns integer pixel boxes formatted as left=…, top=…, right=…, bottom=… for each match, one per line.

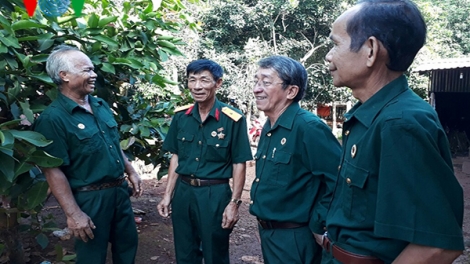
left=249, top=102, right=341, bottom=233
left=34, top=93, right=125, bottom=189
left=162, top=99, right=252, bottom=178
left=325, top=75, right=464, bottom=263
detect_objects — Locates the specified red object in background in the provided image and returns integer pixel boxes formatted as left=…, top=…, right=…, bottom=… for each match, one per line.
left=23, top=0, right=37, bottom=16
left=249, top=120, right=262, bottom=143
left=317, top=104, right=331, bottom=118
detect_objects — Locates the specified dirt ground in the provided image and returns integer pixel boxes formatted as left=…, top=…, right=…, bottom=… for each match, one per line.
left=19, top=156, right=470, bottom=263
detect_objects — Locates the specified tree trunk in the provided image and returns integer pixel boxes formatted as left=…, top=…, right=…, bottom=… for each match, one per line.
left=0, top=212, right=25, bottom=264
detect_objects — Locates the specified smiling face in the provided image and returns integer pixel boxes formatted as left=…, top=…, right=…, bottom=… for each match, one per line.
left=252, top=67, right=292, bottom=119
left=325, top=6, right=369, bottom=89
left=60, top=51, right=97, bottom=96
left=187, top=70, right=221, bottom=104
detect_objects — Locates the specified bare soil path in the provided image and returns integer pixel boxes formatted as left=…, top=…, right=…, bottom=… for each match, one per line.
left=26, top=157, right=470, bottom=263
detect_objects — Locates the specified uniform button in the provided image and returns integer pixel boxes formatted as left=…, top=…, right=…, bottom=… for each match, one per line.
left=198, top=141, right=202, bottom=145
left=262, top=155, right=266, bottom=159
left=195, top=157, right=199, bottom=161
left=250, top=200, right=253, bottom=204
left=216, top=144, right=220, bottom=147
left=199, top=124, right=203, bottom=127
left=267, top=133, right=271, bottom=137
left=117, top=160, right=120, bottom=163
left=102, top=131, right=105, bottom=134
left=110, top=145, right=113, bottom=148
left=346, top=178, right=351, bottom=184
left=182, top=137, right=185, bottom=141
left=255, top=178, right=260, bottom=182
left=345, top=130, right=350, bottom=136
left=338, top=165, right=341, bottom=170
left=191, top=174, right=194, bottom=177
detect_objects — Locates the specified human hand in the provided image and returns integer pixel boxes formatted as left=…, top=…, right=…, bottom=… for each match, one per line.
left=157, top=196, right=172, bottom=218
left=222, top=203, right=239, bottom=229
left=66, top=211, right=96, bottom=242
left=128, top=173, right=143, bottom=197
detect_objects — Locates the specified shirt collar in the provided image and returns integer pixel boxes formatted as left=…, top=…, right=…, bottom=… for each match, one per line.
left=345, top=75, right=409, bottom=127
left=188, top=98, right=222, bottom=122
left=265, top=102, right=300, bottom=131
left=58, top=93, right=103, bottom=114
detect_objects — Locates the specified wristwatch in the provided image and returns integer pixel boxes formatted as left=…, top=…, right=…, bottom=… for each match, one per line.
left=230, top=198, right=242, bottom=207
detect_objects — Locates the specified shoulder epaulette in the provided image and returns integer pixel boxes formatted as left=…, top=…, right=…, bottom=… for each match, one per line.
left=221, top=107, right=242, bottom=122
left=174, top=104, right=193, bottom=113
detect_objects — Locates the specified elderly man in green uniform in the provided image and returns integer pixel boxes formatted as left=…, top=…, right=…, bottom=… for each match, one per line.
left=249, top=55, right=341, bottom=264
left=34, top=45, right=142, bottom=264
left=320, top=1, right=465, bottom=263
left=157, top=59, right=252, bottom=264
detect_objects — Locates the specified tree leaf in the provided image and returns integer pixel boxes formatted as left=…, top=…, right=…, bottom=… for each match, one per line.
left=11, top=20, right=46, bottom=30
left=14, top=161, right=33, bottom=177
left=91, top=35, right=118, bottom=48
left=9, top=130, right=53, bottom=147
left=27, top=150, right=63, bottom=167
left=87, top=13, right=99, bottom=28
left=0, top=151, right=15, bottom=182
left=31, top=73, right=53, bottom=84
left=1, top=130, right=14, bottom=146
left=25, top=180, right=49, bottom=210
left=98, top=16, right=117, bottom=28
left=19, top=101, right=34, bottom=123
left=38, top=39, right=55, bottom=51
left=0, top=35, right=20, bottom=48
left=101, top=62, right=115, bottom=74
left=35, top=233, right=49, bottom=249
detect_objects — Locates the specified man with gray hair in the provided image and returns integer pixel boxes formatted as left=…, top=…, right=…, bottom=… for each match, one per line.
left=249, top=55, right=341, bottom=263
left=34, top=45, right=142, bottom=263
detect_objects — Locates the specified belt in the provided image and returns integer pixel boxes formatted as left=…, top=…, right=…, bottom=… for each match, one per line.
left=74, top=176, right=126, bottom=192
left=322, top=235, right=384, bottom=264
left=180, top=175, right=229, bottom=187
left=257, top=218, right=307, bottom=229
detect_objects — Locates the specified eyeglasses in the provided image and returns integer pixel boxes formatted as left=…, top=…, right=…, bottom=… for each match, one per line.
left=252, top=80, right=284, bottom=88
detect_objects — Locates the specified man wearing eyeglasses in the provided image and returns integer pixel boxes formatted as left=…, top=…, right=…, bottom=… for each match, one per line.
left=157, top=59, right=252, bottom=264
left=249, top=55, right=341, bottom=264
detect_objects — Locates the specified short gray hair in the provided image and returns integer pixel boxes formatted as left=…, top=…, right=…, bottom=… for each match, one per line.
left=46, top=45, right=80, bottom=86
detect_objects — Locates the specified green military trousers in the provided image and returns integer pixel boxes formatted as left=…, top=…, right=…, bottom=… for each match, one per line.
left=73, top=182, right=138, bottom=264
left=258, top=225, right=322, bottom=264
left=171, top=178, right=233, bottom=264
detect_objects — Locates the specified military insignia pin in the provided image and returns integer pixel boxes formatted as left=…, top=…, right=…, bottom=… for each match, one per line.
left=78, top=123, right=85, bottom=129
left=218, top=132, right=225, bottom=139
left=211, top=131, right=217, bottom=137
left=281, top=138, right=286, bottom=145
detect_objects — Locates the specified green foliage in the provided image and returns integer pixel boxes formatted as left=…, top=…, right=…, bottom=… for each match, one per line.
left=0, top=0, right=196, bottom=260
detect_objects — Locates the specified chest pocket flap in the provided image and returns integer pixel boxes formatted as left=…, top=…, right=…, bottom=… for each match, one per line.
left=177, top=133, right=194, bottom=142
left=342, top=159, right=369, bottom=188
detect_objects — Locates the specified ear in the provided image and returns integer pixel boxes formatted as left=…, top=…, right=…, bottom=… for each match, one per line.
left=59, top=71, right=70, bottom=83
left=215, top=78, right=223, bottom=90
left=365, top=36, right=382, bottom=68
left=286, top=85, right=299, bottom=100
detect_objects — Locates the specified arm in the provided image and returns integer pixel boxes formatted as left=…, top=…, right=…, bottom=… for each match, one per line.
left=157, top=154, right=179, bottom=218
left=221, top=162, right=246, bottom=229
left=42, top=167, right=95, bottom=242
left=121, top=149, right=143, bottom=197
left=393, top=244, right=462, bottom=264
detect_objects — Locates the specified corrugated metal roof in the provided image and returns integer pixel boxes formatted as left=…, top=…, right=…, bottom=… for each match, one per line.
left=414, top=57, right=470, bottom=72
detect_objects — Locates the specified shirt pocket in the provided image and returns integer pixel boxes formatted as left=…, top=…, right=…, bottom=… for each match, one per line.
left=340, top=159, right=369, bottom=222
left=266, top=150, right=292, bottom=186
left=177, top=132, right=194, bottom=158
left=73, top=126, right=103, bottom=154
left=105, top=118, right=120, bottom=142
left=206, top=138, right=229, bottom=162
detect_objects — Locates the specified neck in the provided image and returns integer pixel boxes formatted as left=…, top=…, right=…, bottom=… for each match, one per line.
left=267, top=102, right=291, bottom=127
left=61, top=90, right=89, bottom=106
left=353, top=70, right=402, bottom=103
left=198, top=98, right=216, bottom=121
